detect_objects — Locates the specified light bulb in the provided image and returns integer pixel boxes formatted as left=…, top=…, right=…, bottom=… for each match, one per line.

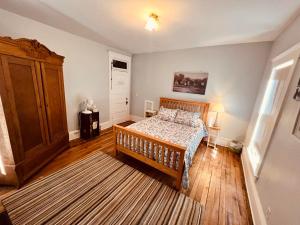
left=145, top=13, right=159, bottom=31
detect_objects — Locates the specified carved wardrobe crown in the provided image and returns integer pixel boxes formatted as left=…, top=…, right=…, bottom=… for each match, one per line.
left=0, top=36, right=64, bottom=62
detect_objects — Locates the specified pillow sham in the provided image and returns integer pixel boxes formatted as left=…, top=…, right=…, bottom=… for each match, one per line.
left=174, top=110, right=201, bottom=127
left=192, top=118, right=204, bottom=128
left=157, top=107, right=178, bottom=122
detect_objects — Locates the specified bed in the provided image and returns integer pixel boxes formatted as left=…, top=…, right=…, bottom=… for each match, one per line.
left=113, top=97, right=209, bottom=190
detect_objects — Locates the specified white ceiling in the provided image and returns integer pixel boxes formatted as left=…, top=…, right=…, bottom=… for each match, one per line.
left=1, top=0, right=300, bottom=54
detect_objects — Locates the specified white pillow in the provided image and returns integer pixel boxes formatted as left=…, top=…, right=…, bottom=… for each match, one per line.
left=192, top=118, right=204, bottom=128
left=174, top=110, right=202, bottom=127
left=157, top=107, right=178, bottom=122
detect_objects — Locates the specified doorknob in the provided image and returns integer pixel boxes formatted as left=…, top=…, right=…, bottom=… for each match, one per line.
left=126, top=98, right=128, bottom=105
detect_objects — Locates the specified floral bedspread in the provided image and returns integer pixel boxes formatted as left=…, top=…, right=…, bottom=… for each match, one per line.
left=127, top=116, right=208, bottom=189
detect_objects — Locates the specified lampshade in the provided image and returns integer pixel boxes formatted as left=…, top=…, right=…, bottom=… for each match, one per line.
left=211, top=103, right=225, bottom=113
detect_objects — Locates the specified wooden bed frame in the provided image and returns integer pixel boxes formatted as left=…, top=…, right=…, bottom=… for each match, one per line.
left=113, top=97, right=210, bottom=190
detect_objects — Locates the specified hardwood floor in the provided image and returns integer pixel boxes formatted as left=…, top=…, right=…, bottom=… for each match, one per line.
left=0, top=121, right=253, bottom=225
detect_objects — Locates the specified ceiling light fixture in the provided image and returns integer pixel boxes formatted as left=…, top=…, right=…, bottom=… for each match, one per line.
left=145, top=13, right=159, bottom=31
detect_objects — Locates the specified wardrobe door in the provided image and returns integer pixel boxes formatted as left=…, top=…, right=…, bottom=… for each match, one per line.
left=40, top=63, right=68, bottom=144
left=0, top=56, right=48, bottom=160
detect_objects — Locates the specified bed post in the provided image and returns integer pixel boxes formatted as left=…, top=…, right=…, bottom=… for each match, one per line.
left=175, top=153, right=185, bottom=190
left=113, top=125, right=118, bottom=157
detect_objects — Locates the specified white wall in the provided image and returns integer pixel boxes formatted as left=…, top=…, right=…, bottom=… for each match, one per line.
left=131, top=42, right=272, bottom=143
left=0, top=9, right=128, bottom=132
left=243, top=14, right=300, bottom=225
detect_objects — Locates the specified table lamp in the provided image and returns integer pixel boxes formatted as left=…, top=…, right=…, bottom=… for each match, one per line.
left=211, top=103, right=225, bottom=127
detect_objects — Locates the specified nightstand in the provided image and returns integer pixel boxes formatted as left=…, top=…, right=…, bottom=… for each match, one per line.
left=207, top=126, right=221, bottom=149
left=144, top=100, right=157, bottom=118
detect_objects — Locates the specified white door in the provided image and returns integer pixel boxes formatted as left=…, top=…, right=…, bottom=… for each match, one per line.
left=247, top=50, right=299, bottom=177
left=109, top=51, right=131, bottom=124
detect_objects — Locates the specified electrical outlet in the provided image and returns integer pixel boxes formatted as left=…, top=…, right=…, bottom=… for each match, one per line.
left=266, top=207, right=272, bottom=220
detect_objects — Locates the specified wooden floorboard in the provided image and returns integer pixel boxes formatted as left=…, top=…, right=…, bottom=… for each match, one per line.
left=0, top=121, right=253, bottom=225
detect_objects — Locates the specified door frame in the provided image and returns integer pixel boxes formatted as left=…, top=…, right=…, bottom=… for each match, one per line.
left=247, top=43, right=300, bottom=177
left=108, top=51, right=132, bottom=124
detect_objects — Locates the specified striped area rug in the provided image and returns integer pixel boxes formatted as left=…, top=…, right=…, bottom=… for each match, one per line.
left=2, top=151, right=202, bottom=225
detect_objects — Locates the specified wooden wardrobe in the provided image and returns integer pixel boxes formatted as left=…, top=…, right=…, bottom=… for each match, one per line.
left=0, top=36, right=69, bottom=186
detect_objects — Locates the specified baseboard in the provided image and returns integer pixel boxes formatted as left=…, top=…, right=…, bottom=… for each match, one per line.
left=68, top=120, right=113, bottom=141
left=241, top=147, right=267, bottom=225
left=130, top=115, right=144, bottom=122
left=101, top=120, right=113, bottom=130
left=217, top=137, right=231, bottom=147
left=69, top=130, right=80, bottom=141
left=111, top=115, right=131, bottom=125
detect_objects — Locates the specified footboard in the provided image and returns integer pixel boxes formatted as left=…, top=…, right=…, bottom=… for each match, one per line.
left=113, top=125, right=186, bottom=190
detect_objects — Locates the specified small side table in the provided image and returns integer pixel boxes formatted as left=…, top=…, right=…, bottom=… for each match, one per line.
left=79, top=111, right=100, bottom=139
left=207, top=126, right=221, bottom=149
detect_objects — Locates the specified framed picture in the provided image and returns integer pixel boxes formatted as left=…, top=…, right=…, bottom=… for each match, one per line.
left=293, top=110, right=300, bottom=139
left=293, top=77, right=300, bottom=101
left=173, top=72, right=208, bottom=95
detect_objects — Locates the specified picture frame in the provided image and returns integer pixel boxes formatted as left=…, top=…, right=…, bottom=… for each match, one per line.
left=173, top=72, right=208, bottom=95
left=293, top=77, right=300, bottom=101
left=293, top=109, right=300, bottom=139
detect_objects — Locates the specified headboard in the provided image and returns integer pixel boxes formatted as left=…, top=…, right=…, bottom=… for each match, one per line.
left=160, top=97, right=210, bottom=124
